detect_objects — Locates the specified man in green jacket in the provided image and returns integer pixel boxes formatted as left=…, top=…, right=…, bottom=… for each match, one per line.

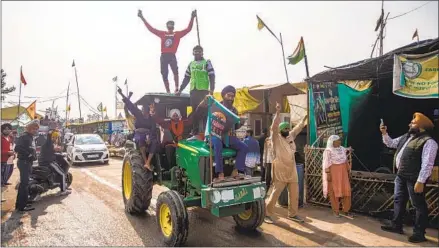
left=176, top=45, right=215, bottom=135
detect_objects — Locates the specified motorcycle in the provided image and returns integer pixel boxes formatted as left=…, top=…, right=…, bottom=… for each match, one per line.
left=17, top=153, right=73, bottom=201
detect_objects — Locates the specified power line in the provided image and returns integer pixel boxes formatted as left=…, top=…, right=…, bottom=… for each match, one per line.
left=387, top=1, right=433, bottom=21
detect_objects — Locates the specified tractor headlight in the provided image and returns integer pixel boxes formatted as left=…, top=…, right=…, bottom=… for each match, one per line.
left=211, top=190, right=221, bottom=204
left=259, top=186, right=266, bottom=198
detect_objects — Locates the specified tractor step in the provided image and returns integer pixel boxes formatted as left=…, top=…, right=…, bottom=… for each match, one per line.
left=211, top=177, right=261, bottom=188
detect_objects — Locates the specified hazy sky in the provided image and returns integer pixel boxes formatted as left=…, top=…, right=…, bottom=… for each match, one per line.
left=2, top=1, right=438, bottom=118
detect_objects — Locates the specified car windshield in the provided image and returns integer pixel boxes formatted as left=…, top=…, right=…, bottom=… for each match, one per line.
left=75, top=135, right=104, bottom=145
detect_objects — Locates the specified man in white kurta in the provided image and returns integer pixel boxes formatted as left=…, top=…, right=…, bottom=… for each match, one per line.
left=264, top=102, right=307, bottom=224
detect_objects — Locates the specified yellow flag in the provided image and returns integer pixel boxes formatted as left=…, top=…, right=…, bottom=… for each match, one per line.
left=257, top=15, right=265, bottom=30
left=66, top=104, right=71, bottom=112
left=103, top=106, right=107, bottom=112
left=26, top=100, right=37, bottom=119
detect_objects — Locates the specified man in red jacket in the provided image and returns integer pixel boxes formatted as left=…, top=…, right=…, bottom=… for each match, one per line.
left=1, top=123, right=14, bottom=202
left=138, top=9, right=197, bottom=94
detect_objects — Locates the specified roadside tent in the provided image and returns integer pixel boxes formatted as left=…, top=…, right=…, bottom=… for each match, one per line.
left=307, top=38, right=439, bottom=172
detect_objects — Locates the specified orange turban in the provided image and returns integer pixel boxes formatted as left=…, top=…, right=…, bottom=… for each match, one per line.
left=413, top=112, right=434, bottom=130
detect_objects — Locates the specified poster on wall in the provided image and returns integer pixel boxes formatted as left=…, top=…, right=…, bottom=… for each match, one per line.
left=393, top=52, right=438, bottom=99
left=311, top=81, right=344, bottom=147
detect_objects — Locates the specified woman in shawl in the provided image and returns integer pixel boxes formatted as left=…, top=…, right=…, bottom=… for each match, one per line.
left=322, top=135, right=353, bottom=218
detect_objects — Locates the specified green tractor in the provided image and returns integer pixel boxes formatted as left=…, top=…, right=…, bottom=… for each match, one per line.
left=121, top=93, right=266, bottom=246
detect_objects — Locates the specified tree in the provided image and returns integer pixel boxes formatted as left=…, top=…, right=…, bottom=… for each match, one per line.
left=1, top=69, right=16, bottom=100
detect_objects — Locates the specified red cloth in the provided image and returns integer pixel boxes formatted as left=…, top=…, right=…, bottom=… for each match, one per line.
left=1, top=136, right=12, bottom=163
left=142, top=18, right=194, bottom=54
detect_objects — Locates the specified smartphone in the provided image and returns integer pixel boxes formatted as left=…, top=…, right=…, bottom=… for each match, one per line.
left=380, top=118, right=384, bottom=126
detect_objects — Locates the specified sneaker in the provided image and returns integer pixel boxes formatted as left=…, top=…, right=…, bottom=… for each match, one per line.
left=381, top=225, right=404, bottom=234
left=333, top=212, right=341, bottom=218
left=340, top=212, right=354, bottom=219
left=264, top=216, right=274, bottom=224
left=56, top=190, right=72, bottom=196
left=408, top=234, right=427, bottom=243
left=288, top=215, right=305, bottom=223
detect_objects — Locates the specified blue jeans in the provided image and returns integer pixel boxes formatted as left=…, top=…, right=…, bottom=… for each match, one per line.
left=392, top=175, right=428, bottom=236
left=211, top=136, right=248, bottom=174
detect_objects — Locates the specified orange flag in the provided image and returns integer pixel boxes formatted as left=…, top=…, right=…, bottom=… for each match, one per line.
left=26, top=100, right=37, bottom=119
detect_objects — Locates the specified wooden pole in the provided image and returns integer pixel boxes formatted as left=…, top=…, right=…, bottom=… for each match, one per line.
left=17, top=68, right=23, bottom=118
left=73, top=65, right=82, bottom=122
left=195, top=10, right=201, bottom=46
left=279, top=33, right=290, bottom=83
left=302, top=37, right=310, bottom=78
left=65, top=81, right=70, bottom=128
left=379, top=0, right=385, bottom=56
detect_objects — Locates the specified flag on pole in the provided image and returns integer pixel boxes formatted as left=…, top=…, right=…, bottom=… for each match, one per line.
left=103, top=106, right=107, bottom=112
left=26, top=100, right=36, bottom=118
left=287, top=37, right=305, bottom=65
left=256, top=15, right=280, bottom=43
left=72, top=60, right=75, bottom=67
left=97, top=102, right=103, bottom=112
left=124, top=78, right=127, bottom=85
left=412, top=29, right=419, bottom=40
left=66, top=104, right=71, bottom=112
left=112, top=76, right=118, bottom=82
left=20, top=66, right=27, bottom=85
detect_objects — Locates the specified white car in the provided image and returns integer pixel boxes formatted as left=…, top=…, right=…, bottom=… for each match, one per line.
left=66, top=134, right=109, bottom=165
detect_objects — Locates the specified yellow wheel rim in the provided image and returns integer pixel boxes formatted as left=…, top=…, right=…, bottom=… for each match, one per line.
left=123, top=160, right=132, bottom=200
left=238, top=207, right=252, bottom=220
left=159, top=204, right=173, bottom=237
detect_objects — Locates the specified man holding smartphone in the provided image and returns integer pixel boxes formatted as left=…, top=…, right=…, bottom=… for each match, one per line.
left=380, top=113, right=437, bottom=243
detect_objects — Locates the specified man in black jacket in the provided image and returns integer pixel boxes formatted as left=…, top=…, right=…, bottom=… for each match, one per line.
left=14, top=120, right=40, bottom=212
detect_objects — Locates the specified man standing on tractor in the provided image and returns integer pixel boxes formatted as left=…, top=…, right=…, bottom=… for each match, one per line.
left=118, top=88, right=158, bottom=172
left=138, top=9, right=197, bottom=94
left=177, top=45, right=216, bottom=136
left=264, top=102, right=308, bottom=224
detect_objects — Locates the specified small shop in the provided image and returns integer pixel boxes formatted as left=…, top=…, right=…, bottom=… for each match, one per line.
left=304, top=38, right=439, bottom=227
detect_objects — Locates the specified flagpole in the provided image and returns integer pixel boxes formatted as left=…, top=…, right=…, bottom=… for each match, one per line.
left=17, top=69, right=23, bottom=118
left=73, top=61, right=83, bottom=122
left=65, top=81, right=70, bottom=129
left=302, top=38, right=310, bottom=78
left=114, top=77, right=118, bottom=119
left=195, top=10, right=201, bottom=46
left=279, top=33, right=290, bottom=83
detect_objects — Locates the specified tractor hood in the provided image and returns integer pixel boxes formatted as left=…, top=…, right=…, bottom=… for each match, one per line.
left=178, top=139, right=236, bottom=158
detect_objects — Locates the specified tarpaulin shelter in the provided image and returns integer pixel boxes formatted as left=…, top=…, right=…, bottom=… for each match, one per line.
left=308, top=38, right=439, bottom=172
left=304, top=38, right=439, bottom=227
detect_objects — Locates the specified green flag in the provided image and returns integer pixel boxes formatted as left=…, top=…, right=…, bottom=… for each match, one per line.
left=287, top=37, right=305, bottom=65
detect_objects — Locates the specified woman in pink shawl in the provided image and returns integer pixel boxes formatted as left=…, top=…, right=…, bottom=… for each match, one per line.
left=322, top=135, right=353, bottom=218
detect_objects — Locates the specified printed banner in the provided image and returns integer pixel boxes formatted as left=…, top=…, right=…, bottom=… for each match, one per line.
left=311, top=82, right=344, bottom=147
left=204, top=96, right=240, bottom=139
left=393, top=52, right=438, bottom=99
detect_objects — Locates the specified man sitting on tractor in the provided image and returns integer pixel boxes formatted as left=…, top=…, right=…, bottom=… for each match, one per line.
left=118, top=88, right=158, bottom=172
left=176, top=45, right=215, bottom=136
left=199, top=85, right=248, bottom=182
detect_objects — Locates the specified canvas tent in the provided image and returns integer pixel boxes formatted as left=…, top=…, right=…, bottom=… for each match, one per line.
left=307, top=38, right=439, bottom=172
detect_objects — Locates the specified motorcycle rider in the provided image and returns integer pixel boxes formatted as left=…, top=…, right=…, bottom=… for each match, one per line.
left=39, top=130, right=71, bottom=196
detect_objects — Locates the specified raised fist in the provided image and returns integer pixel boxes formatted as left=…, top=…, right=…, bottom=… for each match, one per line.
left=191, top=10, right=197, bottom=18
left=138, top=9, right=143, bottom=18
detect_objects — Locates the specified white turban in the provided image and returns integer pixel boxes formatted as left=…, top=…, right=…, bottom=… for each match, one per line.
left=169, top=109, right=181, bottom=119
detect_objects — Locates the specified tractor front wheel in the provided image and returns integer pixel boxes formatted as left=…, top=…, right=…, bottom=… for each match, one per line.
left=122, top=151, right=153, bottom=214
left=156, top=190, right=189, bottom=247
left=233, top=199, right=265, bottom=230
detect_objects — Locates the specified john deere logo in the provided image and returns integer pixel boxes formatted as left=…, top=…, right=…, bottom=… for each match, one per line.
left=402, top=61, right=422, bottom=79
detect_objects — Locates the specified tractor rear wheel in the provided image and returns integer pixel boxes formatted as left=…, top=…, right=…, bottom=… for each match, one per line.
left=122, top=151, right=153, bottom=214
left=233, top=199, right=265, bottom=230
left=66, top=172, right=73, bottom=188
left=156, top=190, right=189, bottom=247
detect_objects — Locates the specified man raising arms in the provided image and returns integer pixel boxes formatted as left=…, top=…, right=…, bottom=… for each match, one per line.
left=138, top=9, right=197, bottom=93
